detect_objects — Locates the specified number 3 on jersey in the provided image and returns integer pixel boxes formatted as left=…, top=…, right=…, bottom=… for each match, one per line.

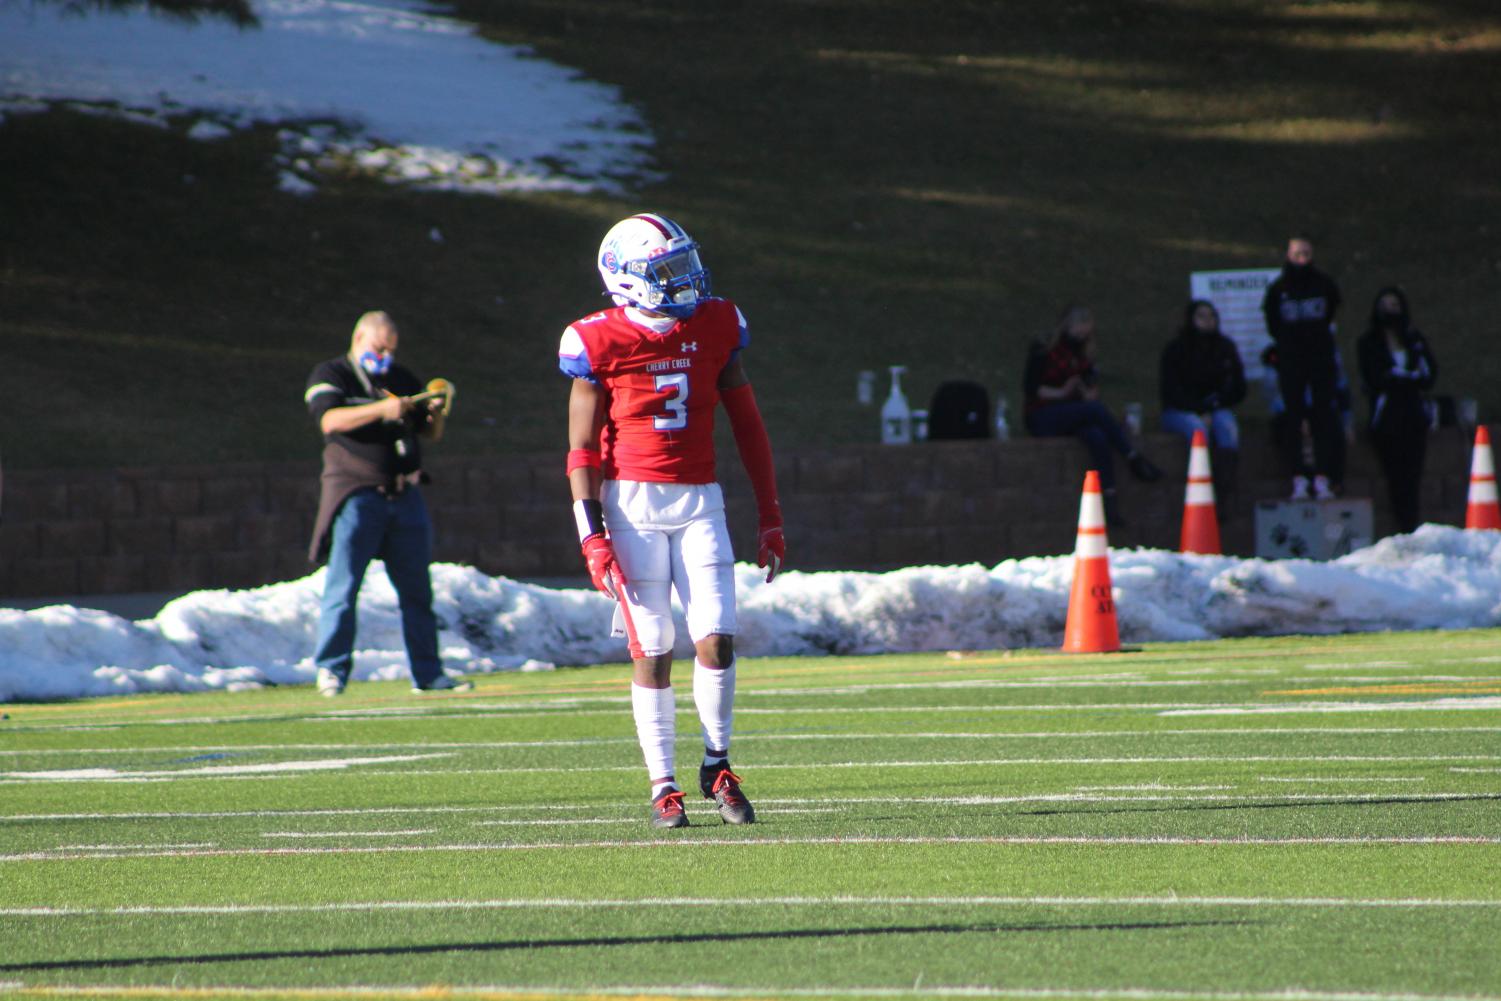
left=653, top=372, right=689, bottom=431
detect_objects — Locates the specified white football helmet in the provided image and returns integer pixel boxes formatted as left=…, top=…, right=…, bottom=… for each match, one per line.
left=597, top=213, right=711, bottom=318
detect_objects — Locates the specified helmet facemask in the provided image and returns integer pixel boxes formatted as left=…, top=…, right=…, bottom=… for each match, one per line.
left=633, top=245, right=710, bottom=317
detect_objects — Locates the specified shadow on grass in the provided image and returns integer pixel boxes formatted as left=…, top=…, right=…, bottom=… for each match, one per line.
left=1, top=918, right=1246, bottom=973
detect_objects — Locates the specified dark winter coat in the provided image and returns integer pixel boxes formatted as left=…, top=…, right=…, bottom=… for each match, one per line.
left=1261, top=262, right=1341, bottom=361
left=1159, top=328, right=1247, bottom=414
left=1355, top=289, right=1437, bottom=433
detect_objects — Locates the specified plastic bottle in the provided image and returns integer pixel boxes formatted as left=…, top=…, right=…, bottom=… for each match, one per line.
left=881, top=365, right=912, bottom=444
left=993, top=393, right=1011, bottom=441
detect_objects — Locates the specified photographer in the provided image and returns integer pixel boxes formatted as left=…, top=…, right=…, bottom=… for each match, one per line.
left=303, top=310, right=469, bottom=696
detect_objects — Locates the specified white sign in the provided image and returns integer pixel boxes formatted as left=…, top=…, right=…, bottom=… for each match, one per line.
left=1189, top=268, right=1280, bottom=379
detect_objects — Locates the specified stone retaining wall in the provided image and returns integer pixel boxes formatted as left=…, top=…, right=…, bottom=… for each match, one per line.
left=0, top=422, right=1481, bottom=599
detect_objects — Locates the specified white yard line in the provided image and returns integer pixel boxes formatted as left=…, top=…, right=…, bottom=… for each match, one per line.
left=5, top=754, right=1501, bottom=784
left=52, top=843, right=214, bottom=850
left=1162, top=699, right=1501, bottom=716
left=10, top=787, right=1495, bottom=825
left=1258, top=776, right=1426, bottom=783
left=13, top=695, right=1500, bottom=732
left=5, top=726, right=1500, bottom=758
left=5, top=833, right=1500, bottom=862
left=8, top=756, right=1501, bottom=786
left=9, top=983, right=1501, bottom=1001
left=260, top=830, right=436, bottom=838
left=5, top=893, right=1501, bottom=917
left=0, top=754, right=451, bottom=781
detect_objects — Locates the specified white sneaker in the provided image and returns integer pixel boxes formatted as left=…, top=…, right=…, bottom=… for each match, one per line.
left=1312, top=474, right=1335, bottom=500
left=315, top=668, right=345, bottom=697
left=1290, top=475, right=1311, bottom=501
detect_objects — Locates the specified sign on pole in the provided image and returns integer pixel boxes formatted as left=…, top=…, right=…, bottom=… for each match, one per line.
left=1189, top=268, right=1279, bottom=380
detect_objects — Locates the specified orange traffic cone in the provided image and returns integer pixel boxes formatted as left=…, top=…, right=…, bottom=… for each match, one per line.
left=1465, top=425, right=1499, bottom=530
left=1180, top=429, right=1221, bottom=555
left=1062, top=469, right=1121, bottom=654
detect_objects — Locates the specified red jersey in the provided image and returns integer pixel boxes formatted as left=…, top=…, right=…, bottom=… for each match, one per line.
left=559, top=298, right=749, bottom=483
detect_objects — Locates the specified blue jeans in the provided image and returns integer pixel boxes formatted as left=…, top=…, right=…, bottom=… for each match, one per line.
left=313, top=487, right=442, bottom=686
left=1160, top=407, right=1239, bottom=450
left=1026, top=400, right=1133, bottom=490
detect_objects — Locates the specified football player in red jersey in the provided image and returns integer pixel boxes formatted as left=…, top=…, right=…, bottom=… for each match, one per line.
left=559, top=213, right=785, bottom=829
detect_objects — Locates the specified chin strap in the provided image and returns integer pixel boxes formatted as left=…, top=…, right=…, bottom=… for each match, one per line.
left=721, top=382, right=782, bottom=529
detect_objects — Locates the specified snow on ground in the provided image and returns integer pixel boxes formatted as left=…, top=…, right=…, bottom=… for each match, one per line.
left=2, top=525, right=1498, bottom=702
left=0, top=0, right=658, bottom=194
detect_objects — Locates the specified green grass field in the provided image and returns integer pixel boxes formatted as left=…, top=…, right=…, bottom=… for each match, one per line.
left=3, top=629, right=1500, bottom=1000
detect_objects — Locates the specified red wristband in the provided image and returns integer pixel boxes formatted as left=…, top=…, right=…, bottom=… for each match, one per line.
left=566, top=448, right=601, bottom=475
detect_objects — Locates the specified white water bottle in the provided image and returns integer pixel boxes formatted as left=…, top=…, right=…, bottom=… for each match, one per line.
left=881, top=365, right=912, bottom=444
left=993, top=394, right=1011, bottom=441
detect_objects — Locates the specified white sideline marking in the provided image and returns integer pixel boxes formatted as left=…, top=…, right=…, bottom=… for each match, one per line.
left=337, top=752, right=1501, bottom=773
left=13, top=694, right=1501, bottom=733
left=6, top=753, right=1501, bottom=784
left=1258, top=777, right=1426, bottom=783
left=5, top=893, right=1501, bottom=917
left=1073, top=785, right=1233, bottom=791
left=1163, top=698, right=1501, bottom=716
left=53, top=843, right=214, bottom=850
left=0, top=754, right=450, bottom=781
left=8, top=985, right=1501, bottom=1001
left=6, top=833, right=1500, bottom=862
left=10, top=787, right=1496, bottom=825
left=260, top=830, right=436, bottom=838
left=7, top=727, right=1501, bottom=757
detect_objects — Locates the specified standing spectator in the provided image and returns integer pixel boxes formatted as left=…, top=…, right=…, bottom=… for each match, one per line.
left=1024, top=305, right=1162, bottom=527
left=1159, top=299, right=1247, bottom=507
left=1356, top=286, right=1438, bottom=534
left=304, top=311, right=471, bottom=697
left=1261, top=235, right=1344, bottom=499
left=559, top=212, right=785, bottom=829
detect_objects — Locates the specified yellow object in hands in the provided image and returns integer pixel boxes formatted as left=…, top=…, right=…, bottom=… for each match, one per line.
left=426, top=378, right=456, bottom=417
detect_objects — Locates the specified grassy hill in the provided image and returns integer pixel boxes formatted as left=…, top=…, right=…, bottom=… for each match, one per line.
left=3, top=0, right=1499, bottom=469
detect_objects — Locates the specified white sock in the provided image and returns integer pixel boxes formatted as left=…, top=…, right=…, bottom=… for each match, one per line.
left=631, top=683, right=676, bottom=784
left=693, top=657, right=736, bottom=762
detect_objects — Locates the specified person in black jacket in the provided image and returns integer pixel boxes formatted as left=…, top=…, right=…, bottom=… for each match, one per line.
left=1159, top=299, right=1247, bottom=507
left=303, top=310, right=470, bottom=697
left=1261, top=235, right=1344, bottom=499
left=1356, top=286, right=1438, bottom=534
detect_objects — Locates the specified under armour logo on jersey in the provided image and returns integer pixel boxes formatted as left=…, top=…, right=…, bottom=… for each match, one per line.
left=682, top=341, right=698, bottom=352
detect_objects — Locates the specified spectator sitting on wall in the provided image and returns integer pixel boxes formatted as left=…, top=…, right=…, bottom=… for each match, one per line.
left=1159, top=299, right=1247, bottom=510
left=1023, top=304, right=1162, bottom=527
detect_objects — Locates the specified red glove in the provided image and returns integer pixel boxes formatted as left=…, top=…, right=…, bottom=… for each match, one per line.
left=757, top=522, right=785, bottom=583
left=581, top=533, right=624, bottom=600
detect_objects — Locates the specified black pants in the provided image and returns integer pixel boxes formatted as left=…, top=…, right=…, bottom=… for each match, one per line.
left=1276, top=352, right=1344, bottom=482
left=1371, top=417, right=1428, bottom=534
